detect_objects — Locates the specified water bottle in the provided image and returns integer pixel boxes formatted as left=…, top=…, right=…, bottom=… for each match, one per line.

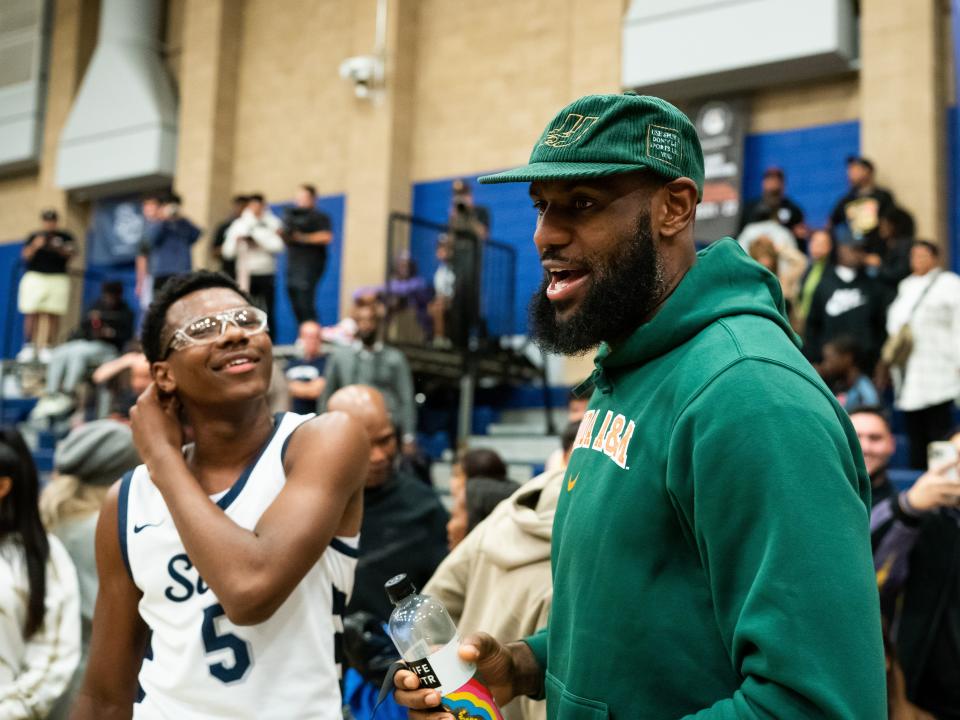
left=385, top=573, right=504, bottom=720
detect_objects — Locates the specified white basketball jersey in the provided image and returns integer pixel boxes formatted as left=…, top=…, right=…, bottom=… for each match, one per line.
left=118, top=412, right=358, bottom=720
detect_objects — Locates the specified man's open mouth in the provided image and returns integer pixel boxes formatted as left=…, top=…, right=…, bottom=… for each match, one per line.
left=546, top=268, right=590, bottom=302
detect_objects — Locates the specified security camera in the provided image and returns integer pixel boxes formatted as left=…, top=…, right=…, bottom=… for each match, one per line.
left=339, top=55, right=384, bottom=99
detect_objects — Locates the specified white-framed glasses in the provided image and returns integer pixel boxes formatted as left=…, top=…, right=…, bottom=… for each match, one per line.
left=163, top=306, right=268, bottom=358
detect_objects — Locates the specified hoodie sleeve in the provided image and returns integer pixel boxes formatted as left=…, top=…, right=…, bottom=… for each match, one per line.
left=667, top=359, right=886, bottom=720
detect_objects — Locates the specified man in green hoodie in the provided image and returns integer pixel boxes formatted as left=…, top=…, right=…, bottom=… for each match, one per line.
left=394, top=93, right=886, bottom=718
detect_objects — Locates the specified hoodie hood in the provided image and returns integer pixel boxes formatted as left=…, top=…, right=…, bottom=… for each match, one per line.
left=589, top=238, right=799, bottom=392
left=480, top=468, right=564, bottom=570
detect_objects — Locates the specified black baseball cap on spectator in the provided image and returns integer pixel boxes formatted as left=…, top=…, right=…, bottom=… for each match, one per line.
left=846, top=156, right=875, bottom=173
left=763, top=166, right=784, bottom=180
left=40, top=209, right=58, bottom=221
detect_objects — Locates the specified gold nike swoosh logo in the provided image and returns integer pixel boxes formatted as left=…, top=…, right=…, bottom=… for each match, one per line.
left=567, top=473, right=579, bottom=492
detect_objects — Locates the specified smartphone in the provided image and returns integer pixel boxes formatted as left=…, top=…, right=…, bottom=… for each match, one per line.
left=927, top=441, right=960, bottom=482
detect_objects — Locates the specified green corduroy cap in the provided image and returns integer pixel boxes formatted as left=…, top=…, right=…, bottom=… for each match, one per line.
left=478, top=92, right=705, bottom=200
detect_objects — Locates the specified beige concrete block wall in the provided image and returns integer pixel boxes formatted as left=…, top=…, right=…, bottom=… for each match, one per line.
left=0, top=0, right=98, bottom=243
left=409, top=0, right=623, bottom=183
left=174, top=0, right=243, bottom=268
left=860, top=0, right=946, bottom=245
left=749, top=75, right=860, bottom=134
left=229, top=0, right=354, bottom=200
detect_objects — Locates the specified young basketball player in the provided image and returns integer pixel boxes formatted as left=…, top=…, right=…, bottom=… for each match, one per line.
left=71, top=272, right=369, bottom=719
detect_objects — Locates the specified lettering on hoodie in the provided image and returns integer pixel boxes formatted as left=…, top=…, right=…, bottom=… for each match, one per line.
left=572, top=409, right=636, bottom=470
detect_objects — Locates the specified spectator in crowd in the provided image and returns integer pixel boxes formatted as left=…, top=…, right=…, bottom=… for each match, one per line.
left=222, top=193, right=285, bottom=334
left=869, top=205, right=916, bottom=304
left=286, top=320, right=327, bottom=414
left=448, top=179, right=490, bottom=347
left=384, top=253, right=432, bottom=344
left=90, top=346, right=151, bottom=421
left=883, top=240, right=960, bottom=469
left=281, top=184, right=333, bottom=325
left=328, top=385, right=447, bottom=622
left=134, top=194, right=163, bottom=307
left=424, top=424, right=577, bottom=720
left=849, top=407, right=960, bottom=717
left=446, top=448, right=514, bottom=550
left=830, top=156, right=896, bottom=253
left=428, top=236, right=456, bottom=347
left=795, top=227, right=834, bottom=331
left=137, top=193, right=201, bottom=297
left=546, top=393, right=589, bottom=472
left=804, top=228, right=887, bottom=373
left=31, top=281, right=135, bottom=419
left=17, top=209, right=76, bottom=363
left=739, top=167, right=807, bottom=251
left=321, top=303, right=418, bottom=455
left=449, top=178, right=490, bottom=238
left=40, top=420, right=140, bottom=719
left=746, top=235, right=808, bottom=321
left=818, top=335, right=879, bottom=410
left=737, top=205, right=798, bottom=256
left=884, top=621, right=937, bottom=720
left=211, top=194, right=248, bottom=279
left=395, top=93, right=884, bottom=719
left=0, top=427, right=80, bottom=718
left=567, top=393, right=588, bottom=424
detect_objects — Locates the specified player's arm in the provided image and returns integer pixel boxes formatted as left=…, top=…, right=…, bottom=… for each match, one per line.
left=70, top=483, right=148, bottom=720
left=301, top=229, right=333, bottom=245
left=134, top=397, right=369, bottom=626
left=134, top=255, right=148, bottom=298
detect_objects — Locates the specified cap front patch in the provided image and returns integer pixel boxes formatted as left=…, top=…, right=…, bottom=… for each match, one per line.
left=646, top=124, right=682, bottom=168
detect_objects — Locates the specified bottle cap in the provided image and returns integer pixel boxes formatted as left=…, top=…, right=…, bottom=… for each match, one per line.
left=385, top=573, right=417, bottom=606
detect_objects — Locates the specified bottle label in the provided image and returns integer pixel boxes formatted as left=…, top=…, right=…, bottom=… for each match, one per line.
left=410, top=639, right=504, bottom=720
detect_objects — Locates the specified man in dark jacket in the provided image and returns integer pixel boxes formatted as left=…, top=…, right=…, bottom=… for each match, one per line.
left=868, top=205, right=915, bottom=305
left=33, top=281, right=135, bottom=417
left=138, top=193, right=202, bottom=296
left=804, top=227, right=887, bottom=373
left=829, top=156, right=895, bottom=255
left=321, top=304, right=417, bottom=454
left=850, top=407, right=960, bottom=718
left=282, top=184, right=333, bottom=325
left=739, top=167, right=807, bottom=252
left=328, top=385, right=448, bottom=622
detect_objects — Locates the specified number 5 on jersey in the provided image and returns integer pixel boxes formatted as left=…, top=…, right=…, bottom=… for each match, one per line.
left=202, top=603, right=253, bottom=683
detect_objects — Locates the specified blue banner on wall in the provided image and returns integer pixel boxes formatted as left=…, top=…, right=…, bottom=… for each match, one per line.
left=87, top=195, right=147, bottom=265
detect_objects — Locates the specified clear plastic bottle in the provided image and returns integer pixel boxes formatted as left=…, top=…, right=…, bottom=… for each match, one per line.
left=385, top=573, right=504, bottom=720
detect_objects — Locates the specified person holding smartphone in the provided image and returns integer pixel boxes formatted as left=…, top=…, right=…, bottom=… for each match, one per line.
left=72, top=271, right=369, bottom=720
left=17, top=209, right=75, bottom=363
left=850, top=406, right=960, bottom=717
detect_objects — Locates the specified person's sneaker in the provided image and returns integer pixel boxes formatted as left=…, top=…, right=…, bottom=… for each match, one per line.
left=37, top=347, right=52, bottom=364
left=44, top=393, right=75, bottom=417
left=16, top=344, right=35, bottom=363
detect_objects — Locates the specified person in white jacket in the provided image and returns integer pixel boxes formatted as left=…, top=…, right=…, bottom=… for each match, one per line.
left=0, top=427, right=80, bottom=720
left=885, top=240, right=960, bottom=468
left=222, top=194, right=284, bottom=336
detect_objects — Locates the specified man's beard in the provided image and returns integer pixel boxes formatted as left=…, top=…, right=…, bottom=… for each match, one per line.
left=529, top=211, right=664, bottom=355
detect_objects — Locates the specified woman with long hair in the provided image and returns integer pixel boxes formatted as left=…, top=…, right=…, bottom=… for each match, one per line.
left=0, top=426, right=80, bottom=717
